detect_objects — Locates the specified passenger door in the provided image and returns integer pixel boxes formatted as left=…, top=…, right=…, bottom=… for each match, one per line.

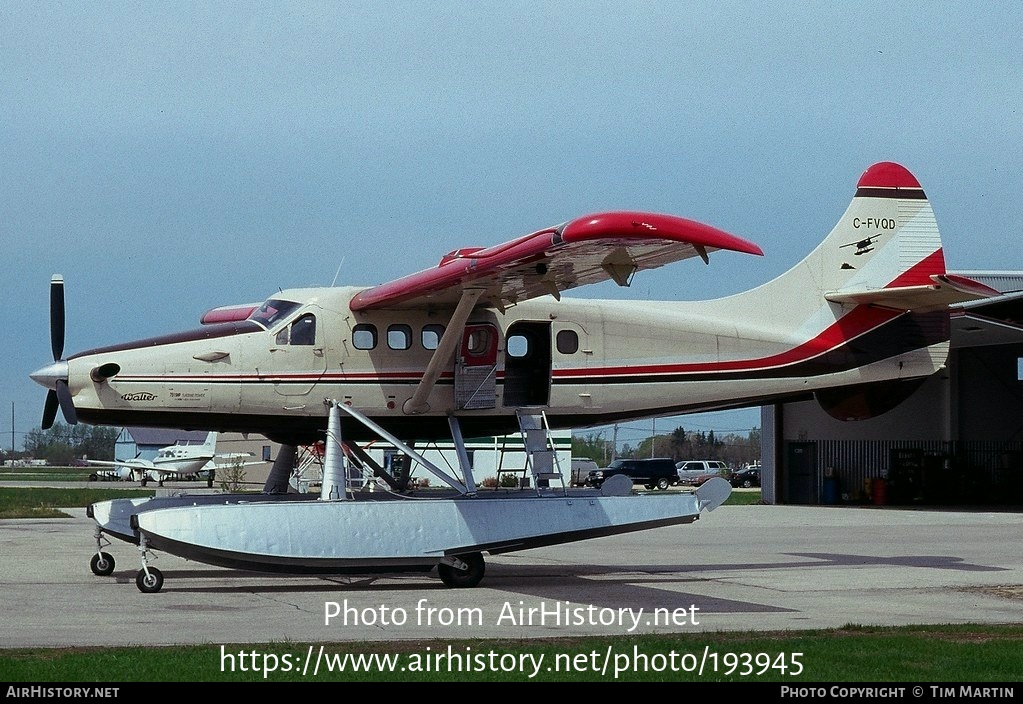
left=455, top=323, right=498, bottom=409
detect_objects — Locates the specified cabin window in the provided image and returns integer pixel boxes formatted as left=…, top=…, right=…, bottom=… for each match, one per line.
left=422, top=324, right=445, bottom=350
left=556, top=329, right=579, bottom=354
left=352, top=324, right=377, bottom=350
left=387, top=324, right=412, bottom=350
left=467, top=327, right=494, bottom=356
left=290, top=314, right=316, bottom=345
left=506, top=333, right=529, bottom=359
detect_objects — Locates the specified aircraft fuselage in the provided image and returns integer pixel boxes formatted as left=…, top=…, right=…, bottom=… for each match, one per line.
left=62, top=285, right=948, bottom=444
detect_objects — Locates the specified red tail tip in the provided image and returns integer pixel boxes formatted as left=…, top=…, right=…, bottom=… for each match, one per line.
left=857, top=162, right=921, bottom=189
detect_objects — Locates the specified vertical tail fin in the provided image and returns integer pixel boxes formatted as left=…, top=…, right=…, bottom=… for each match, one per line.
left=717, top=162, right=990, bottom=327
left=770, top=161, right=946, bottom=307
left=819, top=163, right=996, bottom=309
left=693, top=162, right=990, bottom=419
left=820, top=161, right=945, bottom=303
left=200, top=432, right=219, bottom=452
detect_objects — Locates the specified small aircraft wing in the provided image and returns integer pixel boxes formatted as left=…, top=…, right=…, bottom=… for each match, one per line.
left=207, top=459, right=267, bottom=469
left=85, top=459, right=152, bottom=470
left=210, top=452, right=265, bottom=468
left=349, top=211, right=763, bottom=311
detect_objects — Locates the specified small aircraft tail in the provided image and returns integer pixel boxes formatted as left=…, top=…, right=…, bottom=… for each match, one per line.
left=707, top=162, right=994, bottom=419
left=746, top=162, right=949, bottom=310
left=199, top=431, right=219, bottom=451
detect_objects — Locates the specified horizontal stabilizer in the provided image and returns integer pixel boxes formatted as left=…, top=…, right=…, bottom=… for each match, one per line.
left=826, top=274, right=999, bottom=312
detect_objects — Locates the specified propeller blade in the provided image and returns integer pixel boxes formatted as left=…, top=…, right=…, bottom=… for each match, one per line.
left=42, top=390, right=59, bottom=430
left=55, top=379, right=78, bottom=425
left=50, top=275, right=65, bottom=362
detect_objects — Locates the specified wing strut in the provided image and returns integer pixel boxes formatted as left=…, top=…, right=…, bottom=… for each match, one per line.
left=343, top=442, right=407, bottom=492
left=334, top=402, right=470, bottom=494
left=448, top=413, right=477, bottom=493
left=403, top=287, right=485, bottom=415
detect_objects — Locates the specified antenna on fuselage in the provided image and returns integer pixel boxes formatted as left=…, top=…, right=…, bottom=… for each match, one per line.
left=330, top=256, right=345, bottom=287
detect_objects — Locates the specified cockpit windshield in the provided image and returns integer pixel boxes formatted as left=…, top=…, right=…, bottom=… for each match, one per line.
left=247, top=299, right=301, bottom=329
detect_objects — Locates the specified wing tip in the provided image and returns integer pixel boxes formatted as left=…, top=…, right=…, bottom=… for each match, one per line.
left=562, top=211, right=764, bottom=257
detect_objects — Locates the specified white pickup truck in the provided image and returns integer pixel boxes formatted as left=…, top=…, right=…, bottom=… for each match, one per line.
left=675, top=460, right=728, bottom=486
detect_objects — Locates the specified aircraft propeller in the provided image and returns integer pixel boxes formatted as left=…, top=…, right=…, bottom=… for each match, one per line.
left=32, top=275, right=78, bottom=430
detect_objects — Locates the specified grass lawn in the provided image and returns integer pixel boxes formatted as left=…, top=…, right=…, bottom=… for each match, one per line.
left=0, top=487, right=155, bottom=518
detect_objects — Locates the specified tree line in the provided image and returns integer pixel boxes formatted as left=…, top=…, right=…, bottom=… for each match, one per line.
left=19, top=423, right=119, bottom=465
left=572, top=425, right=761, bottom=468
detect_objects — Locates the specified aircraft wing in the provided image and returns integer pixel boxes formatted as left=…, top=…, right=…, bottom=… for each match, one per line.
left=208, top=459, right=267, bottom=469
left=200, top=303, right=260, bottom=325
left=85, top=459, right=152, bottom=470
left=206, top=453, right=263, bottom=467
left=84, top=458, right=151, bottom=470
left=349, top=211, right=763, bottom=311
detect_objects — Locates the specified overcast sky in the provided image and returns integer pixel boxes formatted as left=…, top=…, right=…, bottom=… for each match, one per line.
left=3, top=2, right=1022, bottom=451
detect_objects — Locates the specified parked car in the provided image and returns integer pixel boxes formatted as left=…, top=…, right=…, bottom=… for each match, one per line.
left=570, top=458, right=599, bottom=486
left=676, top=460, right=729, bottom=486
left=729, top=466, right=761, bottom=488
left=586, top=458, right=679, bottom=491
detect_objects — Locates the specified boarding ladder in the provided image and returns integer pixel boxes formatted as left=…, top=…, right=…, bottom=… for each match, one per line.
left=515, top=408, right=567, bottom=496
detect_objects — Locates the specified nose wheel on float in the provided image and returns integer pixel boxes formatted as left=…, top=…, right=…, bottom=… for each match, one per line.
left=90, top=551, right=115, bottom=576
left=90, top=525, right=116, bottom=576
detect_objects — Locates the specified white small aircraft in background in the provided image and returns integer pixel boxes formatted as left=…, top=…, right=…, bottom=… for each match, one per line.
left=32, top=162, right=999, bottom=592
left=84, top=432, right=262, bottom=486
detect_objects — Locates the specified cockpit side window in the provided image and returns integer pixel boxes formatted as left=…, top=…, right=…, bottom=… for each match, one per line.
left=290, top=314, right=316, bottom=345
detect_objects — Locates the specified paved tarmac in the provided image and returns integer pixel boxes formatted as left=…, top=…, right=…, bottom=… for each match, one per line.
left=2, top=496, right=1022, bottom=648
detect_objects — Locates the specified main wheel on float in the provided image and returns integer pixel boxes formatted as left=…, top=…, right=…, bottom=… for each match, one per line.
left=135, top=567, right=164, bottom=594
left=437, top=552, right=485, bottom=588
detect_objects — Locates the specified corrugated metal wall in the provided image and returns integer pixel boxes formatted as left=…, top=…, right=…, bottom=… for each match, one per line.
left=790, top=439, right=1023, bottom=504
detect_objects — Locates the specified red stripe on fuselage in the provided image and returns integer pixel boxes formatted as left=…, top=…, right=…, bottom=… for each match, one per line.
left=556, top=248, right=945, bottom=379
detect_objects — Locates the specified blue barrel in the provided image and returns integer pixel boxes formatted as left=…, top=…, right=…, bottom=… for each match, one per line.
left=822, top=477, right=840, bottom=504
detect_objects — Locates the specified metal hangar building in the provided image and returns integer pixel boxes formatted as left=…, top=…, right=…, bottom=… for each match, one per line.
left=760, top=272, right=1023, bottom=507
